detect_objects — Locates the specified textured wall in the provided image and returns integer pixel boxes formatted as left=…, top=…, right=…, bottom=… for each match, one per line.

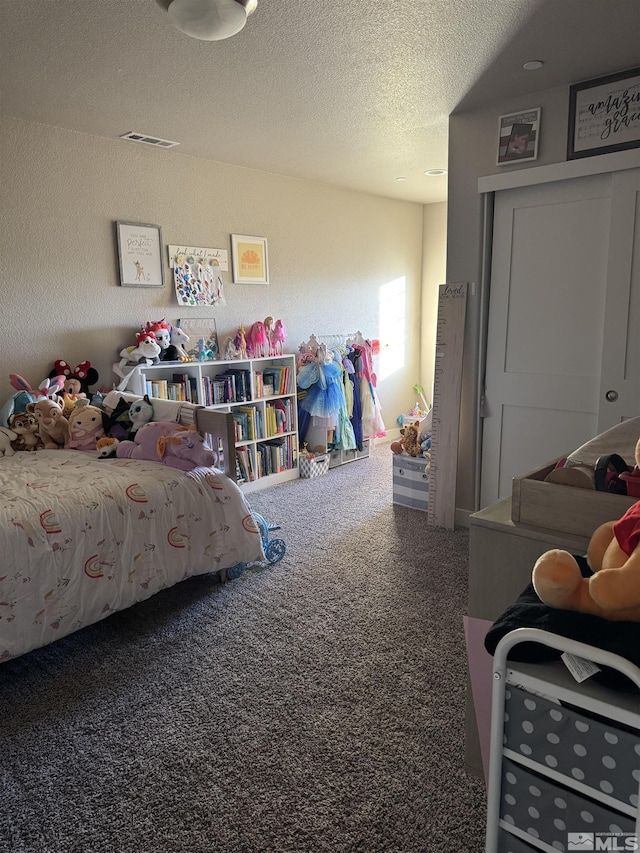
left=1, top=117, right=433, bottom=429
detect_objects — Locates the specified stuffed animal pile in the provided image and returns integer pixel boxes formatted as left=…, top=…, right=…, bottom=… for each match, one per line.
left=0, top=371, right=158, bottom=455
left=533, top=437, right=640, bottom=622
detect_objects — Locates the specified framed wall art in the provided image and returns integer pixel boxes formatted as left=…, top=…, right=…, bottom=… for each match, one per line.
left=567, top=66, right=640, bottom=160
left=496, top=108, right=541, bottom=165
left=116, top=221, right=164, bottom=288
left=230, top=234, right=269, bottom=284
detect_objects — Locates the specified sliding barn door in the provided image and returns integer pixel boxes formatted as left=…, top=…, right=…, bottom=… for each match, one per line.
left=480, top=167, right=640, bottom=508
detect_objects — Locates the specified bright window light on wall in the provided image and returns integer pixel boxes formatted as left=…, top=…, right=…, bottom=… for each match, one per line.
left=378, top=277, right=406, bottom=380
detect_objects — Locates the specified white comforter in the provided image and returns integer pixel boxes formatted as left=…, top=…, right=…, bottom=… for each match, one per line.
left=0, top=450, right=265, bottom=662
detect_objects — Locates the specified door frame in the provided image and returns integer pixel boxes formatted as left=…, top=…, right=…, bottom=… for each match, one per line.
left=474, top=148, right=639, bottom=510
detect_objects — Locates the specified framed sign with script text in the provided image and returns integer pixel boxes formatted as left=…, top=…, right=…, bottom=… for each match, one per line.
left=567, top=67, right=640, bottom=160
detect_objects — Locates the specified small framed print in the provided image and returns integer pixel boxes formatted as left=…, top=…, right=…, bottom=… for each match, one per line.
left=116, top=221, right=164, bottom=287
left=230, top=234, right=269, bottom=284
left=568, top=67, right=640, bottom=160
left=496, top=108, right=541, bottom=165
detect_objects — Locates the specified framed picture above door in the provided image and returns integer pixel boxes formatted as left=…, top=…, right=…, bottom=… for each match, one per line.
left=567, top=67, right=640, bottom=160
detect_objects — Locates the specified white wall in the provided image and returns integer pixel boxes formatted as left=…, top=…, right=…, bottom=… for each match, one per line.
left=1, top=117, right=429, bottom=428
left=420, top=201, right=447, bottom=409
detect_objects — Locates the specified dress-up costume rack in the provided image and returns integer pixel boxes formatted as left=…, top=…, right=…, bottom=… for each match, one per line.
left=297, top=332, right=385, bottom=457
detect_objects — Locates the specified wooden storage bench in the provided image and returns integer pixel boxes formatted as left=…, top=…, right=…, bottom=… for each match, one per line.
left=511, top=459, right=636, bottom=539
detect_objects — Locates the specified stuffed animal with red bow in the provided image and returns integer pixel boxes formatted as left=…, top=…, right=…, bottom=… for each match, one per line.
left=49, top=360, right=99, bottom=399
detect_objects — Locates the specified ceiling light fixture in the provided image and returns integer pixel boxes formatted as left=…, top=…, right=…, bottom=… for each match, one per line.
left=424, top=169, right=447, bottom=176
left=523, top=60, right=544, bottom=71
left=156, top=0, right=257, bottom=41
left=395, top=176, right=407, bottom=181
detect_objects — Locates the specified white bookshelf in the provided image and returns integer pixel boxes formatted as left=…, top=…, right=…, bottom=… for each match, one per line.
left=120, top=355, right=299, bottom=492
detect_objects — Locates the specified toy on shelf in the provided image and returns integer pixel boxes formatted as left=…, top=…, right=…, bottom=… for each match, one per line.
left=533, top=437, right=640, bottom=622
left=170, top=325, right=191, bottom=361
left=113, top=330, right=162, bottom=390
left=271, top=319, right=286, bottom=355
left=246, top=321, right=268, bottom=358
left=145, top=320, right=179, bottom=362
left=390, top=420, right=422, bottom=457
left=223, top=336, right=238, bottom=360
left=197, top=337, right=216, bottom=361
left=234, top=326, right=247, bottom=359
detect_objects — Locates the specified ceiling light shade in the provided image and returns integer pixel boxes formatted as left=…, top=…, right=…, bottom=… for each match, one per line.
left=158, top=0, right=257, bottom=41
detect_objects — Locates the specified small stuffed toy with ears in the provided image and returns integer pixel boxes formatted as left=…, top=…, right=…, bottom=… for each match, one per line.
left=533, top=438, right=640, bottom=622
left=96, top=436, right=120, bottom=458
left=390, top=421, right=422, bottom=457
left=129, top=395, right=154, bottom=435
left=49, top=360, right=99, bottom=399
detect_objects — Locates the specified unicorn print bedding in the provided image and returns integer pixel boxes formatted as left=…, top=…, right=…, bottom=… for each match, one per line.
left=0, top=449, right=265, bottom=662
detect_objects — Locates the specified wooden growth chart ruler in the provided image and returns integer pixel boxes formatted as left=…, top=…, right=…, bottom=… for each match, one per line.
left=427, top=283, right=468, bottom=529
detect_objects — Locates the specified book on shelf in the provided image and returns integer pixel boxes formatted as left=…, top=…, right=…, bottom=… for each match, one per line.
left=236, top=445, right=255, bottom=482
left=262, top=366, right=288, bottom=396
left=256, top=436, right=296, bottom=476
left=265, top=398, right=292, bottom=435
left=171, top=372, right=198, bottom=404
left=221, top=368, right=251, bottom=402
left=147, top=379, right=168, bottom=399
left=253, top=372, right=263, bottom=399
left=235, top=406, right=259, bottom=441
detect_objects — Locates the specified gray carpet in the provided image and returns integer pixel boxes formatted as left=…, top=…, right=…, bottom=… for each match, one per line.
left=0, top=443, right=486, bottom=853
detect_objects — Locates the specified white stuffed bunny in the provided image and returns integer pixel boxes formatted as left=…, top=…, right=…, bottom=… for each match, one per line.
left=0, top=426, right=18, bottom=456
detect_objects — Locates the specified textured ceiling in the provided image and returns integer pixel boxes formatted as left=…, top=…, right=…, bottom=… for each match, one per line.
left=1, top=0, right=639, bottom=204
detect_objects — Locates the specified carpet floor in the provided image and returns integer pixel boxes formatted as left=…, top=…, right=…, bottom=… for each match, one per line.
left=1, top=442, right=486, bottom=853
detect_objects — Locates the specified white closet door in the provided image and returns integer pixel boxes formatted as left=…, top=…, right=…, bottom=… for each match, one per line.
left=480, top=170, right=638, bottom=508
left=598, top=168, right=640, bottom=430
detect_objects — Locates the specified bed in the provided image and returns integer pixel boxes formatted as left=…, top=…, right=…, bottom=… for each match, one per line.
left=0, top=397, right=266, bottom=663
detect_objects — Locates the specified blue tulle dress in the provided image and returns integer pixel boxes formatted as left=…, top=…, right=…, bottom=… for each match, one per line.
left=298, top=359, right=344, bottom=419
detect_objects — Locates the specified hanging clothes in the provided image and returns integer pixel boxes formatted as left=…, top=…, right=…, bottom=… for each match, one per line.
left=297, top=347, right=355, bottom=450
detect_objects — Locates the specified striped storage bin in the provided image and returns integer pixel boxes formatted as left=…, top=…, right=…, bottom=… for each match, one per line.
left=392, top=454, right=429, bottom=511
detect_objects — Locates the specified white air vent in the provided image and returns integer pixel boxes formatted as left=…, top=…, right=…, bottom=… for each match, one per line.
left=120, top=132, right=180, bottom=148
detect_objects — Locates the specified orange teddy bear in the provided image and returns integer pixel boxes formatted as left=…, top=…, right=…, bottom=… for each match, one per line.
left=532, top=438, right=640, bottom=622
